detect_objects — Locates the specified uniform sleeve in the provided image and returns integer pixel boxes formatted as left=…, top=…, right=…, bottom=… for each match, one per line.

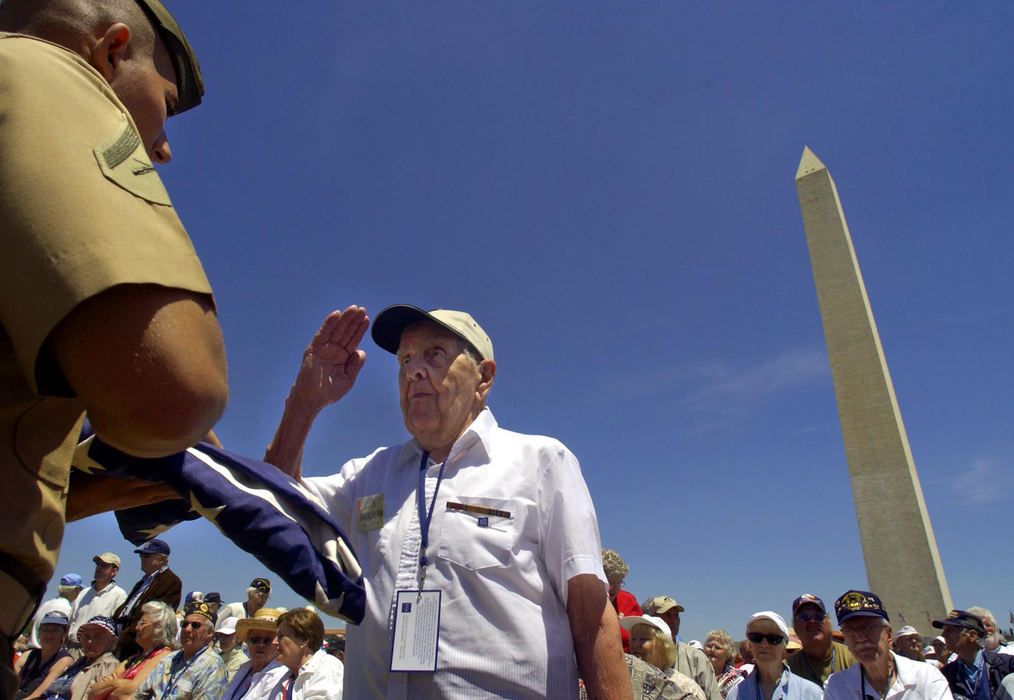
left=0, top=36, right=213, bottom=396
left=537, top=442, right=607, bottom=606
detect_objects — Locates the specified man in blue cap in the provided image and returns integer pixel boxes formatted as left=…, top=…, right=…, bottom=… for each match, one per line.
left=113, top=538, right=181, bottom=656
left=785, top=593, right=855, bottom=687
left=824, top=590, right=951, bottom=700
left=935, top=609, right=1014, bottom=700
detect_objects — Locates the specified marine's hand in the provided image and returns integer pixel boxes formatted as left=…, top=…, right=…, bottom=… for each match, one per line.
left=290, top=306, right=368, bottom=412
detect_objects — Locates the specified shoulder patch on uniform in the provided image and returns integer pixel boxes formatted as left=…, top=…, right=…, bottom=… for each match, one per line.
left=93, top=115, right=172, bottom=206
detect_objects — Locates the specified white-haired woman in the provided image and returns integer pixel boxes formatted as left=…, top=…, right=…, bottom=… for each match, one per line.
left=621, top=615, right=707, bottom=700
left=602, top=549, right=642, bottom=652
left=704, top=629, right=748, bottom=698
left=89, top=601, right=176, bottom=699
left=727, top=612, right=822, bottom=700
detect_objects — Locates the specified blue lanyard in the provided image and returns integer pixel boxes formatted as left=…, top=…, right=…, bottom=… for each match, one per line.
left=416, top=450, right=447, bottom=583
left=161, top=645, right=207, bottom=699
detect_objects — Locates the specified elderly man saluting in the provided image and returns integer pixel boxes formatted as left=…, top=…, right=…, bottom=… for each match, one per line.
left=266, top=305, right=631, bottom=699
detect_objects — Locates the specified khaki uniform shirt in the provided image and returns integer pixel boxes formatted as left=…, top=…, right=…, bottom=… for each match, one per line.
left=0, top=32, right=213, bottom=637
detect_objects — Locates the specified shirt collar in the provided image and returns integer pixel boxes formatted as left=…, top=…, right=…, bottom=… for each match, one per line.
left=397, top=407, right=496, bottom=467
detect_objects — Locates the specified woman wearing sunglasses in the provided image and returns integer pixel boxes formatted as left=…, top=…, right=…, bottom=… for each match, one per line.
left=223, top=608, right=288, bottom=700
left=726, top=612, right=822, bottom=700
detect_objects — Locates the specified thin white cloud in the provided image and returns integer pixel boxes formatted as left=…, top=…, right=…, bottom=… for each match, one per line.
left=952, top=458, right=1012, bottom=505
left=605, top=347, right=829, bottom=414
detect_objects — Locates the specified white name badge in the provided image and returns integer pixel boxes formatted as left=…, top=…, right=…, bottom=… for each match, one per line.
left=390, top=590, right=441, bottom=672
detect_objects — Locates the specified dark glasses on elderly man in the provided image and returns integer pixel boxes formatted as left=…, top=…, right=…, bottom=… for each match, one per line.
left=247, top=636, right=274, bottom=646
left=794, top=611, right=826, bottom=623
left=746, top=632, right=785, bottom=645
left=181, top=621, right=205, bottom=630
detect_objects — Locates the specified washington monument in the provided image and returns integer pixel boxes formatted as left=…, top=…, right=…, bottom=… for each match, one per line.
left=795, top=146, right=951, bottom=633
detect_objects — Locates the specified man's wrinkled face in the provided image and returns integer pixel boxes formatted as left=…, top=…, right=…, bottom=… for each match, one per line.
left=245, top=630, right=276, bottom=670
left=894, top=634, right=924, bottom=661
left=180, top=615, right=212, bottom=657
left=793, top=603, right=831, bottom=651
left=139, top=552, right=166, bottom=576
left=94, top=561, right=117, bottom=585
left=941, top=625, right=967, bottom=654
left=108, top=32, right=178, bottom=164
left=248, top=588, right=269, bottom=608
left=659, top=608, right=681, bottom=638
left=841, top=617, right=890, bottom=665
left=397, top=323, right=483, bottom=452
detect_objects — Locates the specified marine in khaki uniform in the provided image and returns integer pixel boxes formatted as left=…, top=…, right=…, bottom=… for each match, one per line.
left=0, top=0, right=229, bottom=693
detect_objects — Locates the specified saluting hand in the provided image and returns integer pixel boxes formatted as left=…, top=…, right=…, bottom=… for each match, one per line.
left=290, top=306, right=369, bottom=412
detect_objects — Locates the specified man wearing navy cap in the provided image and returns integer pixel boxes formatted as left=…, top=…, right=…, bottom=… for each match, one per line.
left=266, top=305, right=630, bottom=699
left=136, top=600, right=227, bottom=700
left=113, top=538, right=181, bottom=655
left=935, top=609, right=1014, bottom=699
left=824, top=590, right=951, bottom=700
left=786, top=593, right=855, bottom=687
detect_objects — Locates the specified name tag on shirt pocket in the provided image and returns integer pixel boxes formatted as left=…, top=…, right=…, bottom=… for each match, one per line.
left=356, top=493, right=385, bottom=533
left=438, top=497, right=516, bottom=571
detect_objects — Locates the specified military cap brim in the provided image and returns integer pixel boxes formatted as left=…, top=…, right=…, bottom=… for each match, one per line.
left=134, top=0, right=204, bottom=114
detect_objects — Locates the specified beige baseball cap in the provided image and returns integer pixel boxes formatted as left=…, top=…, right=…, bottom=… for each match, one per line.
left=93, top=552, right=120, bottom=567
left=371, top=305, right=493, bottom=362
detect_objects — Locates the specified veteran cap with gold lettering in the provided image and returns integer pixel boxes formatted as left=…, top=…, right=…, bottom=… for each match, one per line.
left=834, top=589, right=889, bottom=625
left=133, top=0, right=204, bottom=114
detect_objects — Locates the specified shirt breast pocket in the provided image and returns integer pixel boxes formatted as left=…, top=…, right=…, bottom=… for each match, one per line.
left=437, top=497, right=518, bottom=571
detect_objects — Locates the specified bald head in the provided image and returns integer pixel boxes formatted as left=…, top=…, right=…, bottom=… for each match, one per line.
left=0, top=0, right=154, bottom=60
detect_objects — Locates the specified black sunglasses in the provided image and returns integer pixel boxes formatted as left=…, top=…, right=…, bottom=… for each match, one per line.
left=794, top=611, right=827, bottom=623
left=181, top=621, right=204, bottom=631
left=247, top=636, right=274, bottom=646
left=747, top=632, right=785, bottom=645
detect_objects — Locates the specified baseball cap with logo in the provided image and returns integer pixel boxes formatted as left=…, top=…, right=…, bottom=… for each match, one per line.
left=640, top=596, right=685, bottom=615
left=791, top=594, right=826, bottom=617
left=371, top=305, right=494, bottom=362
left=834, top=589, right=889, bottom=625
left=931, top=610, right=987, bottom=637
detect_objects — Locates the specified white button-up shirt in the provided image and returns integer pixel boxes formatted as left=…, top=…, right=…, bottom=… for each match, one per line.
left=69, top=580, right=126, bottom=642
left=304, top=408, right=606, bottom=699
left=824, top=651, right=954, bottom=700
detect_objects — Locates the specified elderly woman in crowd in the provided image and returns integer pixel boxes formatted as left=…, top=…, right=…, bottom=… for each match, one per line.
left=621, top=615, right=707, bottom=700
left=272, top=608, right=344, bottom=699
left=704, top=629, right=749, bottom=698
left=89, top=601, right=176, bottom=699
left=727, top=611, right=821, bottom=700
left=223, top=608, right=288, bottom=700
left=603, top=549, right=642, bottom=652
left=43, top=616, right=120, bottom=700
left=15, top=610, right=75, bottom=699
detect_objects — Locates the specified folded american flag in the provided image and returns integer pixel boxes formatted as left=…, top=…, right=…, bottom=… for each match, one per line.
left=73, top=421, right=365, bottom=624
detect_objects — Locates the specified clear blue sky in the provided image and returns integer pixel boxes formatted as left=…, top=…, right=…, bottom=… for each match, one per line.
left=57, top=1, right=1013, bottom=642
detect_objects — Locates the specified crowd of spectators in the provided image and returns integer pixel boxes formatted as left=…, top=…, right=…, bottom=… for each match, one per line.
left=11, top=543, right=343, bottom=700
left=12, top=540, right=1014, bottom=699
left=601, top=549, right=1014, bottom=700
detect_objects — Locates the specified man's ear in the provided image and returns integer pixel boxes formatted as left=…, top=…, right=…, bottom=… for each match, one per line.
left=475, top=359, right=496, bottom=402
left=88, top=23, right=131, bottom=82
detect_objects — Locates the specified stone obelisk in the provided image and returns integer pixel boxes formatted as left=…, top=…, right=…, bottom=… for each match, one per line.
left=795, top=147, right=951, bottom=633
